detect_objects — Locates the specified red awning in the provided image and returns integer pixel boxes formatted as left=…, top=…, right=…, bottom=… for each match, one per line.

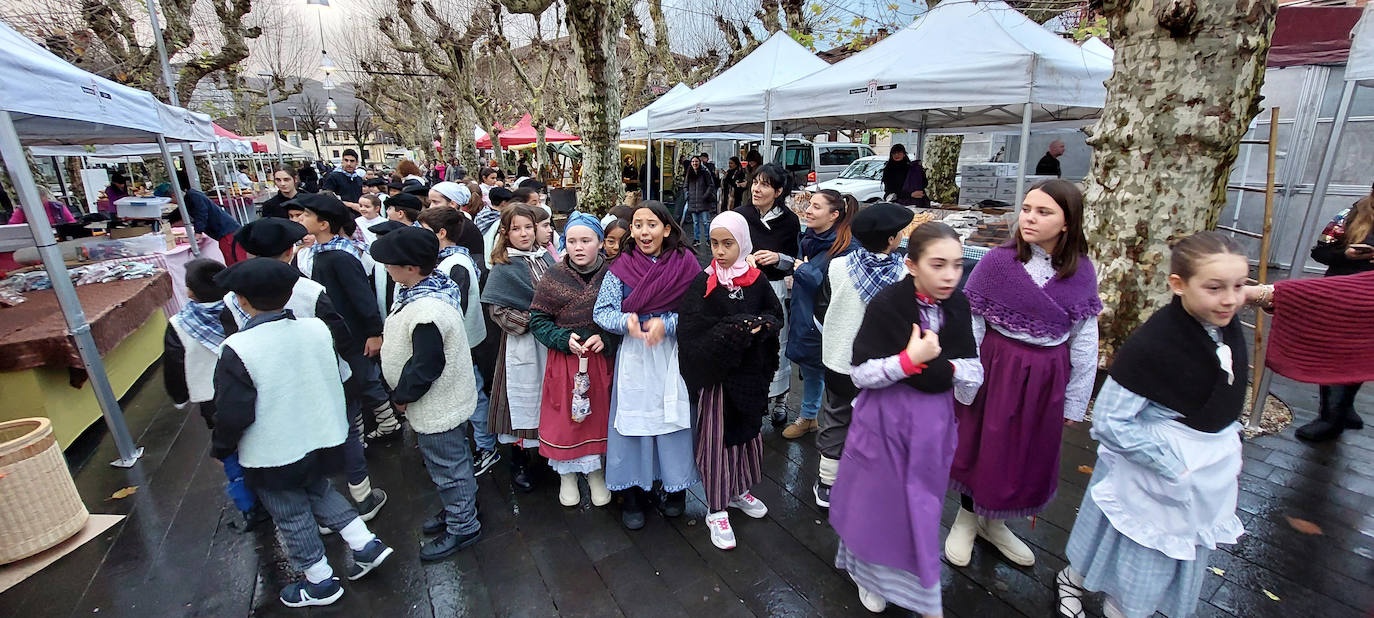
left=213, top=123, right=248, bottom=140
left=1268, top=6, right=1364, bottom=68
left=475, top=114, right=580, bottom=148
left=251, top=142, right=268, bottom=153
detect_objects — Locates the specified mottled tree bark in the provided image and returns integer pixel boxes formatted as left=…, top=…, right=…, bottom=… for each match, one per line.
left=1083, top=0, right=1275, bottom=361
left=923, top=136, right=962, bottom=204
left=566, top=0, right=634, bottom=214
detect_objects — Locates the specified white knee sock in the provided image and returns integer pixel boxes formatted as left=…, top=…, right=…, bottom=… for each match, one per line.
left=1064, top=566, right=1084, bottom=587
left=303, top=557, right=333, bottom=583
left=348, top=478, right=372, bottom=503
left=338, top=517, right=376, bottom=551
left=819, top=456, right=840, bottom=485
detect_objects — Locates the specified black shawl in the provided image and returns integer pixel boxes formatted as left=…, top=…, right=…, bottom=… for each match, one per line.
left=678, top=272, right=784, bottom=446
left=1108, top=296, right=1248, bottom=433
left=882, top=157, right=911, bottom=197
left=850, top=277, right=977, bottom=393
left=732, top=204, right=800, bottom=281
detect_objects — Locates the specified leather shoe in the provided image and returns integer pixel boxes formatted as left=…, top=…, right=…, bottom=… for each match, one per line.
left=420, top=529, right=481, bottom=562
left=421, top=510, right=445, bottom=536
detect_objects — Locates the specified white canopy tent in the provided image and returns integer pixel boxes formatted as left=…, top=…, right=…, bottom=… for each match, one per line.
left=1081, top=36, right=1114, bottom=60
left=619, top=83, right=693, bottom=140
left=767, top=0, right=1113, bottom=200
left=0, top=21, right=213, bottom=465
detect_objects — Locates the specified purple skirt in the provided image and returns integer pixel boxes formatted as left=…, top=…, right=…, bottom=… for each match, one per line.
left=829, top=384, right=955, bottom=587
left=951, top=328, right=1070, bottom=518
left=695, top=385, right=763, bottom=512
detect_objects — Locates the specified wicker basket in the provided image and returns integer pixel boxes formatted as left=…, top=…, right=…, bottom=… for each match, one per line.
left=0, top=418, right=89, bottom=564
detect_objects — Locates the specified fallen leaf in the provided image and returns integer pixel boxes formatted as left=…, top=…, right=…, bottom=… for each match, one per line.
left=109, top=486, right=138, bottom=500
left=1263, top=589, right=1281, bottom=602
left=1076, top=465, right=1094, bottom=474
left=1284, top=516, right=1323, bottom=535
left=1208, top=566, right=1225, bottom=576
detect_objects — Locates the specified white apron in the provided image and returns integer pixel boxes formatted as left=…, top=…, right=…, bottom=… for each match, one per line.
left=613, top=336, right=692, bottom=436
left=504, top=331, right=547, bottom=430
left=768, top=278, right=791, bottom=397
left=1090, top=420, right=1245, bottom=561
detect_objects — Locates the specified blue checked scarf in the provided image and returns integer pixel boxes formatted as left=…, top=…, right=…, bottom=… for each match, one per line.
left=224, top=292, right=251, bottom=326
left=474, top=207, right=501, bottom=234
left=171, top=300, right=227, bottom=351
left=311, top=234, right=365, bottom=262
left=393, top=271, right=464, bottom=314
left=438, top=245, right=470, bottom=261
left=846, top=247, right=906, bottom=303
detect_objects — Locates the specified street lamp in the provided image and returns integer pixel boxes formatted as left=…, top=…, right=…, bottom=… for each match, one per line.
left=326, top=97, right=338, bottom=115
left=258, top=72, right=285, bottom=166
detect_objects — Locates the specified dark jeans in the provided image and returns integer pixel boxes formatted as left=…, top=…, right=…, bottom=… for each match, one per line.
left=416, top=424, right=482, bottom=536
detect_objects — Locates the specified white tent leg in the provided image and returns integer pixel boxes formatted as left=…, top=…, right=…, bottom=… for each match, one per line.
left=1014, top=103, right=1032, bottom=205
left=646, top=136, right=653, bottom=199
left=180, top=143, right=201, bottom=191
left=762, top=115, right=774, bottom=163
left=157, top=134, right=201, bottom=257
left=0, top=111, right=143, bottom=467
left=1285, top=79, right=1356, bottom=276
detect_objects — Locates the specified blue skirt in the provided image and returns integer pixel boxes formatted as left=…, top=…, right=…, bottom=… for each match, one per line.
left=1066, top=486, right=1211, bottom=618
left=604, top=385, right=699, bottom=493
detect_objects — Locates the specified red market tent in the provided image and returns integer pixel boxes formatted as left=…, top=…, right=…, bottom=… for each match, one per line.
left=475, top=114, right=579, bottom=148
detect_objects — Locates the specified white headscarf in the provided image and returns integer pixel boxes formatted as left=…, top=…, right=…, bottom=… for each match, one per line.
left=432, top=181, right=470, bottom=206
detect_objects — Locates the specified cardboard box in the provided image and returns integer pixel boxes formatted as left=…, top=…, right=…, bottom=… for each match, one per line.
left=960, top=176, right=999, bottom=189
left=961, top=163, right=1019, bottom=177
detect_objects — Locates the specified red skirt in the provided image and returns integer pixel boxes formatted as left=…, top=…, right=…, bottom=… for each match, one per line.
left=537, top=349, right=611, bottom=462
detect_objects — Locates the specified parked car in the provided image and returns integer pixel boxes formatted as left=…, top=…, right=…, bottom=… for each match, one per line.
left=804, top=155, right=888, bottom=203
left=748, top=139, right=876, bottom=185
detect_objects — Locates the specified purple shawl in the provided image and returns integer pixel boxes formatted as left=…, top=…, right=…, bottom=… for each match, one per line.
left=963, top=246, right=1102, bottom=340
left=609, top=246, right=700, bottom=314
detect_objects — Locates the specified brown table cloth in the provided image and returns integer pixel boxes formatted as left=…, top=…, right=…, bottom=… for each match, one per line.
left=0, top=272, right=172, bottom=373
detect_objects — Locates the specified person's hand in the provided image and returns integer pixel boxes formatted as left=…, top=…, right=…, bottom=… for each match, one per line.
left=1345, top=244, right=1374, bottom=260
left=582, top=334, right=605, bottom=354
left=752, top=250, right=779, bottom=266
left=745, top=253, right=759, bottom=269
left=569, top=332, right=585, bottom=355
left=394, top=401, right=408, bottom=413
left=626, top=314, right=644, bottom=339
left=643, top=317, right=666, bottom=346
left=299, top=234, right=316, bottom=247
left=905, top=326, right=941, bottom=365
left=1064, top=419, right=1078, bottom=427
left=911, top=190, right=925, bottom=199
left=364, top=336, right=383, bottom=357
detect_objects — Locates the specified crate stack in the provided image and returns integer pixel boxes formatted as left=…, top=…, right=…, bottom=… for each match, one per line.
left=958, top=163, right=1053, bottom=206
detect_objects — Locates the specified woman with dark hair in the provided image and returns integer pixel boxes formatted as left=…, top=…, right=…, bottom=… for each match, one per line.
left=734, top=162, right=802, bottom=424
left=782, top=189, right=858, bottom=438
left=685, top=155, right=719, bottom=245
left=298, top=164, right=321, bottom=194
left=946, top=179, right=1102, bottom=569
left=593, top=201, right=703, bottom=530
left=883, top=144, right=929, bottom=207
left=722, top=156, right=746, bottom=211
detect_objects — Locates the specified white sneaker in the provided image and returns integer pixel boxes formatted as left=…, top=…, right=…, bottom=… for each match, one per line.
left=586, top=469, right=612, bottom=507
left=727, top=491, right=768, bottom=518
left=943, top=508, right=978, bottom=567
left=558, top=473, right=580, bottom=507
left=852, top=576, right=887, bottom=613
left=977, top=517, right=1035, bottom=566
left=706, top=511, right=736, bottom=550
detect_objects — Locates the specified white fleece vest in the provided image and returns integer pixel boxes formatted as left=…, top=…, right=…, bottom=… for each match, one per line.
left=168, top=320, right=218, bottom=403
left=223, top=317, right=349, bottom=469
left=224, top=278, right=326, bottom=328
left=437, top=251, right=487, bottom=348
left=381, top=297, right=477, bottom=434
left=822, top=255, right=869, bottom=375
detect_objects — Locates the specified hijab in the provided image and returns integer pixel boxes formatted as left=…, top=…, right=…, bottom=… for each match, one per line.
left=704, top=211, right=760, bottom=296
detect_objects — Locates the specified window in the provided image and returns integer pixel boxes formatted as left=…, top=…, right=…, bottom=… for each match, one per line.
left=332, top=149, right=340, bottom=158
left=819, top=147, right=860, bottom=167
left=782, top=146, right=812, bottom=171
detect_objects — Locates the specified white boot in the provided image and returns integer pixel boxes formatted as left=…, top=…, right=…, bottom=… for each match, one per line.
left=943, top=508, right=978, bottom=567
left=587, top=469, right=612, bottom=507
left=977, top=517, right=1035, bottom=566
left=558, top=473, right=580, bottom=507
left=851, top=575, right=887, bottom=613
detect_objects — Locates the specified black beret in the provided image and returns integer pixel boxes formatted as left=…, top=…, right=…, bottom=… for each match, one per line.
left=386, top=180, right=406, bottom=192
left=235, top=218, right=307, bottom=257
left=385, top=192, right=423, bottom=212
left=283, top=193, right=350, bottom=227
left=488, top=186, right=514, bottom=206
left=401, top=179, right=430, bottom=196
left=362, top=177, right=388, bottom=187
left=369, top=226, right=439, bottom=267
left=852, top=202, right=914, bottom=238
left=213, top=257, right=300, bottom=300
left=368, top=219, right=409, bottom=237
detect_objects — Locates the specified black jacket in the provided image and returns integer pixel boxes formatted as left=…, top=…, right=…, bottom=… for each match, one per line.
left=321, top=170, right=363, bottom=203
left=259, top=192, right=298, bottom=219
left=1311, top=208, right=1374, bottom=278
left=305, top=250, right=383, bottom=355
left=733, top=204, right=800, bottom=281
left=882, top=158, right=911, bottom=198
left=678, top=272, right=784, bottom=446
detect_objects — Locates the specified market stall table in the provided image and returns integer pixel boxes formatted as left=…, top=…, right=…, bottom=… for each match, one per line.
left=0, top=272, right=173, bottom=447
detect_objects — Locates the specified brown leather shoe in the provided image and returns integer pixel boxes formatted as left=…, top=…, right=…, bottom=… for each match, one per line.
left=782, top=417, right=818, bottom=439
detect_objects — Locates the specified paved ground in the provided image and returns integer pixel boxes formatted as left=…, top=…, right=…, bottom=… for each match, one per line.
left=0, top=366, right=1370, bottom=617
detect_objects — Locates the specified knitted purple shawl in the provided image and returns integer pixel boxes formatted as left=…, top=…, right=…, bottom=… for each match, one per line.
left=963, top=246, right=1102, bottom=340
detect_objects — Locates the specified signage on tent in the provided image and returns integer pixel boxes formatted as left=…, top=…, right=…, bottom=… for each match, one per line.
left=82, top=79, right=112, bottom=113
left=688, top=103, right=711, bottom=117
left=849, top=80, right=896, bottom=106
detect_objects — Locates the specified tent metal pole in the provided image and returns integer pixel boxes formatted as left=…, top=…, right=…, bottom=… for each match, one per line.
left=1014, top=102, right=1032, bottom=206
left=180, top=143, right=201, bottom=193
left=646, top=136, right=652, bottom=199
left=156, top=134, right=201, bottom=257
left=0, top=111, right=143, bottom=467
left=50, top=156, right=76, bottom=213
left=1284, top=79, right=1356, bottom=277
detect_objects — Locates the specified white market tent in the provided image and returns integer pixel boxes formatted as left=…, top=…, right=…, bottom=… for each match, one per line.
left=0, top=20, right=213, bottom=465
left=620, top=83, right=693, bottom=140
left=767, top=0, right=1113, bottom=200
left=1081, top=36, right=1114, bottom=60
left=648, top=32, right=830, bottom=141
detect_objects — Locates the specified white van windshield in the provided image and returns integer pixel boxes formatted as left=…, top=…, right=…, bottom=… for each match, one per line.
left=839, top=159, right=886, bottom=180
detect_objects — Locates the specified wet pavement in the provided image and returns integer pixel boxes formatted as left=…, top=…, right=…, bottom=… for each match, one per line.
left=0, top=368, right=1370, bottom=617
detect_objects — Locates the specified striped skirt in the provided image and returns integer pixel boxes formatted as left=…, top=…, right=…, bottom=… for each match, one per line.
left=694, top=385, right=763, bottom=512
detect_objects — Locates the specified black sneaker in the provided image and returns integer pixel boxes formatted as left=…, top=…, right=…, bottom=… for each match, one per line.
left=279, top=577, right=343, bottom=607
left=347, top=538, right=394, bottom=580
left=355, top=488, right=388, bottom=522
left=473, top=449, right=500, bottom=477
left=660, top=489, right=686, bottom=518
left=814, top=480, right=832, bottom=508
left=420, top=528, right=482, bottom=562
left=769, top=395, right=791, bottom=427
left=509, top=448, right=534, bottom=492
left=621, top=488, right=646, bottom=531
left=422, top=510, right=446, bottom=536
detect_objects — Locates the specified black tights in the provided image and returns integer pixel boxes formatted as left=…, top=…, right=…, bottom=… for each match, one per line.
left=960, top=494, right=976, bottom=512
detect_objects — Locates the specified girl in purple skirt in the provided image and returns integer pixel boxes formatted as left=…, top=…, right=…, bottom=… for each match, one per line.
left=831, top=223, right=984, bottom=615
left=947, top=179, right=1102, bottom=568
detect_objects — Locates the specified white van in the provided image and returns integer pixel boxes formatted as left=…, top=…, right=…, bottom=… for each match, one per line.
left=748, top=139, right=876, bottom=186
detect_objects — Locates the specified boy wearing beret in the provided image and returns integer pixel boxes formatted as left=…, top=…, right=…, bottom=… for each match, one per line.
left=371, top=227, right=483, bottom=561
left=287, top=193, right=403, bottom=451
left=211, top=258, right=393, bottom=607
left=812, top=202, right=913, bottom=508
